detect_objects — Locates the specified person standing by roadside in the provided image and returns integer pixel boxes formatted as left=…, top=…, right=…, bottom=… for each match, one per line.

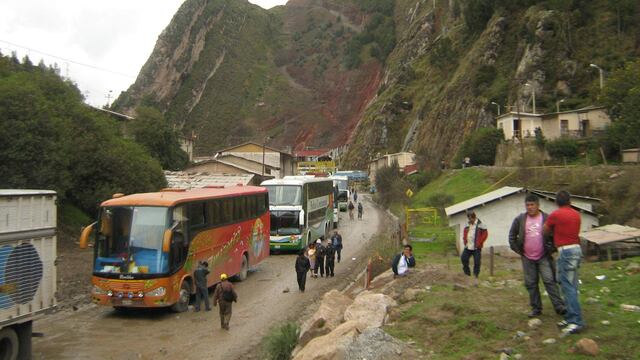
left=315, top=238, right=327, bottom=277
left=460, top=211, right=488, bottom=279
left=357, top=202, right=364, bottom=220
left=391, top=244, right=415, bottom=277
left=544, top=190, right=584, bottom=336
left=509, top=195, right=566, bottom=318
left=193, top=261, right=211, bottom=312
left=324, top=239, right=336, bottom=277
left=331, top=230, right=343, bottom=263
left=213, top=273, right=237, bottom=330
left=306, top=242, right=317, bottom=278
left=348, top=201, right=355, bottom=220
left=353, top=190, right=358, bottom=203
left=295, top=250, right=311, bottom=291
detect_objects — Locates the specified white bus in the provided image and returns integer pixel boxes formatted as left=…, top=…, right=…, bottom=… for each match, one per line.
left=261, top=177, right=334, bottom=251
left=330, top=175, right=350, bottom=212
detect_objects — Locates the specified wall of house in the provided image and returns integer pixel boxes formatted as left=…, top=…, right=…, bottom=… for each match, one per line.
left=542, top=108, right=610, bottom=139
left=448, top=194, right=599, bottom=256
left=497, top=115, right=542, bottom=140
left=224, top=152, right=281, bottom=170
left=184, top=161, right=252, bottom=175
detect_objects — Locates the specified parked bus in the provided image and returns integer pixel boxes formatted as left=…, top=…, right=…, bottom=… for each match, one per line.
left=330, top=175, right=350, bottom=211
left=261, top=177, right=334, bottom=251
left=79, top=186, right=269, bottom=312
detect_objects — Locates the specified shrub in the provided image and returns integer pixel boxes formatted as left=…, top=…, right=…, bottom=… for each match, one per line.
left=546, top=138, right=579, bottom=160
left=460, top=127, right=504, bottom=166
left=426, top=193, right=455, bottom=208
left=374, top=161, right=411, bottom=207
left=264, top=322, right=299, bottom=360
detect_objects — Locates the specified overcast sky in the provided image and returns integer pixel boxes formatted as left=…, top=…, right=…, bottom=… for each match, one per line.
left=0, top=0, right=287, bottom=107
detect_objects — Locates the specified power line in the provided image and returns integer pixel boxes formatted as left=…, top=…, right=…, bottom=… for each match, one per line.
left=0, top=39, right=137, bottom=78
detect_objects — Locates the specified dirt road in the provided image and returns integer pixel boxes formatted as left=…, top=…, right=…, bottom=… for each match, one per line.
left=33, top=196, right=382, bottom=360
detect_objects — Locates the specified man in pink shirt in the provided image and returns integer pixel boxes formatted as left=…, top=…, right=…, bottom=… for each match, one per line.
left=509, top=194, right=565, bottom=318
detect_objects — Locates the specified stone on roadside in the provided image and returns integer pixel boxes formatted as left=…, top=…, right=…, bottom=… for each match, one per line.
left=600, top=286, right=610, bottom=293
left=585, top=297, right=599, bottom=304
left=401, top=288, right=425, bottom=303
left=542, top=338, right=556, bottom=345
left=514, top=331, right=527, bottom=339
left=298, top=290, right=354, bottom=347
left=571, top=338, right=599, bottom=356
left=601, top=320, right=610, bottom=325
left=345, top=327, right=418, bottom=360
left=344, top=291, right=397, bottom=329
left=499, top=352, right=510, bottom=360
left=621, top=304, right=640, bottom=312
left=293, top=321, right=363, bottom=360
left=513, top=354, right=522, bottom=360
left=528, top=318, right=542, bottom=329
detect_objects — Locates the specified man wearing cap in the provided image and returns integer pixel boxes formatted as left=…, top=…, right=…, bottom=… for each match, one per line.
left=460, top=211, right=488, bottom=279
left=213, top=273, right=237, bottom=330
left=544, top=190, right=584, bottom=336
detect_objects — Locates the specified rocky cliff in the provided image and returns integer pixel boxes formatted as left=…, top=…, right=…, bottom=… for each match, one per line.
left=115, top=0, right=640, bottom=165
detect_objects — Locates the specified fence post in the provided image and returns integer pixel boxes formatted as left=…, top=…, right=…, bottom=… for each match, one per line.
left=490, top=246, right=495, bottom=277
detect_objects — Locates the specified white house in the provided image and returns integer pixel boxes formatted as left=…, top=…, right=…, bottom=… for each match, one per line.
left=445, top=187, right=599, bottom=255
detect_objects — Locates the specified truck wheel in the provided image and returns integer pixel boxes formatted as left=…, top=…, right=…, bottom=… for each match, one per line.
left=171, top=280, right=191, bottom=313
left=235, top=254, right=249, bottom=281
left=0, top=327, right=19, bottom=360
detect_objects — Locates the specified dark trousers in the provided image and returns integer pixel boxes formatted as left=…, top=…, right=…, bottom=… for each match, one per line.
left=195, top=285, right=210, bottom=311
left=296, top=271, right=307, bottom=291
left=336, top=248, right=342, bottom=262
left=522, top=255, right=565, bottom=314
left=219, top=300, right=232, bottom=329
left=316, top=256, right=325, bottom=277
left=326, top=260, right=335, bottom=276
left=461, top=248, right=481, bottom=277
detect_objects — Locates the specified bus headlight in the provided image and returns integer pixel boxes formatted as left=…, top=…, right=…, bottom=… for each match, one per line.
left=92, top=285, right=108, bottom=295
left=146, top=287, right=166, bottom=297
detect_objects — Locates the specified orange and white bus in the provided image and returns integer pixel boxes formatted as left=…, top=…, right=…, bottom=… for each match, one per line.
left=79, top=186, right=269, bottom=311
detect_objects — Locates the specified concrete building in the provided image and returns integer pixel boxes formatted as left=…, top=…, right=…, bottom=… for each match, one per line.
left=200, top=142, right=296, bottom=178
left=368, top=152, right=416, bottom=184
left=183, top=158, right=274, bottom=184
left=445, top=187, right=599, bottom=255
left=496, top=106, right=610, bottom=141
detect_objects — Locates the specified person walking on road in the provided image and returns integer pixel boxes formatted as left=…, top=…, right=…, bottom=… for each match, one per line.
left=509, top=195, right=566, bottom=318
left=295, top=250, right=311, bottom=291
left=331, top=230, right=343, bottom=263
left=324, top=240, right=336, bottom=277
left=213, top=273, right=237, bottom=330
left=544, top=190, right=585, bottom=336
left=357, top=202, right=363, bottom=220
left=391, top=244, right=415, bottom=277
left=353, top=190, right=358, bottom=202
left=315, top=238, right=327, bottom=277
left=306, top=242, right=317, bottom=278
left=460, top=211, right=488, bottom=279
left=348, top=201, right=355, bottom=220
left=193, top=261, right=211, bottom=312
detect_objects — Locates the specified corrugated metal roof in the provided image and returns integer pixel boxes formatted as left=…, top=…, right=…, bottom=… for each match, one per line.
left=445, top=187, right=524, bottom=216
left=580, top=224, right=640, bottom=245
left=0, top=189, right=57, bottom=196
left=164, top=171, right=255, bottom=189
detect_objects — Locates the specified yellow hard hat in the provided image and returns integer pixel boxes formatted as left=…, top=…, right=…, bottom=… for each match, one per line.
left=220, top=273, right=228, bottom=281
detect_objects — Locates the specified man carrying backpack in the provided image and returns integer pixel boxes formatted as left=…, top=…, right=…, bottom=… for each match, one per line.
left=213, top=273, right=237, bottom=330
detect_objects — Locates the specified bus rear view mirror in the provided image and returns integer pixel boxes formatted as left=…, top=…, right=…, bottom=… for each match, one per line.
left=299, top=210, right=305, bottom=226
left=79, top=222, right=96, bottom=249
left=162, top=229, right=173, bottom=253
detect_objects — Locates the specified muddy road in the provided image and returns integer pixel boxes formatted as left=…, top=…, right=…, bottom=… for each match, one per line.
left=33, top=196, right=383, bottom=360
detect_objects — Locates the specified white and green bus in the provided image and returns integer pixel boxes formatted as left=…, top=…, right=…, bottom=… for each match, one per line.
left=261, top=177, right=334, bottom=251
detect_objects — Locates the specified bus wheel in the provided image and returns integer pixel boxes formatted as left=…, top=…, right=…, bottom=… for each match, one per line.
left=236, top=254, right=249, bottom=281
left=171, top=281, right=191, bottom=313
left=0, top=327, right=19, bottom=360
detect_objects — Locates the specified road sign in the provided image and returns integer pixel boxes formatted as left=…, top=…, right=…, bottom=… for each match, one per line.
left=406, top=189, right=414, bottom=198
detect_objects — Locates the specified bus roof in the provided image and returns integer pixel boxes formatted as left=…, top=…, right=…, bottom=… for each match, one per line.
left=260, top=177, right=332, bottom=187
left=101, top=186, right=267, bottom=207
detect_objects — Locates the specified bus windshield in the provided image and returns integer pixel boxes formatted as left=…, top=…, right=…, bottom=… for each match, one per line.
left=270, top=210, right=301, bottom=235
left=265, top=185, right=303, bottom=206
left=94, top=206, right=170, bottom=275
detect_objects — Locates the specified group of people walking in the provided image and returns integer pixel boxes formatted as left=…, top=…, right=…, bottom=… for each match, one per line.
left=347, top=189, right=364, bottom=221
left=295, top=230, right=344, bottom=292
left=460, top=191, right=585, bottom=336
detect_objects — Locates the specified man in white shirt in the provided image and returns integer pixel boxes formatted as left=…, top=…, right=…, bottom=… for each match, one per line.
left=392, top=244, right=416, bottom=277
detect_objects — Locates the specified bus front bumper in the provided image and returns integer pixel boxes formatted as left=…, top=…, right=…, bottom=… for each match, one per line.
left=91, top=277, right=175, bottom=308
left=270, top=235, right=303, bottom=250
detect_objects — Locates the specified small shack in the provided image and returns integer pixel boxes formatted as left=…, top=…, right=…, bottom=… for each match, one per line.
left=622, top=148, right=640, bottom=163
left=580, top=224, right=640, bottom=261
left=445, top=187, right=600, bottom=255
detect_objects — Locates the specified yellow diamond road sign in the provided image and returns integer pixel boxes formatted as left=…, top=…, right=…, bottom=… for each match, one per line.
left=406, top=189, right=414, bottom=198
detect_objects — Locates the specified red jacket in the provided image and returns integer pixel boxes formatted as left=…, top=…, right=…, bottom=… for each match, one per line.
left=463, top=220, right=488, bottom=250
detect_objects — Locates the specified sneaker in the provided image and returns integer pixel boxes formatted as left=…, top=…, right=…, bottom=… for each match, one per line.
left=561, top=323, right=582, bottom=336
left=556, top=320, right=569, bottom=328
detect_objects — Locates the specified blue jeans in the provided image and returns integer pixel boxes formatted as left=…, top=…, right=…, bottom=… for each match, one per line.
left=557, top=246, right=584, bottom=327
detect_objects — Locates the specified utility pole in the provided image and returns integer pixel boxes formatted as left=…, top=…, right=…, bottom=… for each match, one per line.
left=590, top=63, right=604, bottom=90
left=491, top=102, right=501, bottom=116
left=525, top=83, right=536, bottom=114
left=556, top=99, right=565, bottom=113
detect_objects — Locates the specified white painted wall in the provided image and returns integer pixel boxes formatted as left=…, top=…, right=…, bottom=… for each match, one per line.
left=448, top=194, right=599, bottom=255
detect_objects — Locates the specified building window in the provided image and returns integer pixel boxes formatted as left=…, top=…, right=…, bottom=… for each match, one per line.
left=560, top=120, right=569, bottom=136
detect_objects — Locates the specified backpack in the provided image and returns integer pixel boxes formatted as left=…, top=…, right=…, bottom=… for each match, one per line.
left=222, top=285, right=235, bottom=302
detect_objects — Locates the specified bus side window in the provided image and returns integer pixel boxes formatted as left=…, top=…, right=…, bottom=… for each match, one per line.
left=223, top=198, right=233, bottom=224
left=257, top=194, right=266, bottom=215
left=208, top=200, right=221, bottom=227
left=247, top=196, right=257, bottom=219
left=188, top=202, right=206, bottom=229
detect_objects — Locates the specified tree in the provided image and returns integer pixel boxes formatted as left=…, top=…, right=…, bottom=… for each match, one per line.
left=460, top=127, right=504, bottom=165
left=602, top=59, right=640, bottom=150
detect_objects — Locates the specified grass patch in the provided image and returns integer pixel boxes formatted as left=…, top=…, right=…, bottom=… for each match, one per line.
left=411, top=168, right=491, bottom=208
left=385, top=256, right=640, bottom=359
left=262, top=322, right=299, bottom=360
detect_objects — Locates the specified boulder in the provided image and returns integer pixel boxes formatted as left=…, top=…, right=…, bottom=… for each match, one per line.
left=528, top=318, right=542, bottom=329
left=298, top=290, right=353, bottom=346
left=401, top=288, right=425, bottom=303
left=292, top=321, right=363, bottom=360
left=346, top=328, right=418, bottom=359
left=344, top=291, right=397, bottom=329
left=571, top=338, right=599, bottom=356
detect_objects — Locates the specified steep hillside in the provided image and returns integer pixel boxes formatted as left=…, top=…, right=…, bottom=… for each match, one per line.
left=343, top=0, right=640, bottom=168
left=114, top=0, right=382, bottom=155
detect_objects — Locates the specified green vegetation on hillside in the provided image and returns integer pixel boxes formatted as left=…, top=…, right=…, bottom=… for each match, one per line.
left=411, top=168, right=492, bottom=208
left=0, top=53, right=166, bottom=218
left=345, top=0, right=396, bottom=68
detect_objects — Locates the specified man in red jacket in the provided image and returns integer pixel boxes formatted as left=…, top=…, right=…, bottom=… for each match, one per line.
left=461, top=211, right=488, bottom=278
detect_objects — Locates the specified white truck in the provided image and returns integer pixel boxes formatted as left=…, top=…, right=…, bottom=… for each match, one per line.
left=0, top=190, right=57, bottom=360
